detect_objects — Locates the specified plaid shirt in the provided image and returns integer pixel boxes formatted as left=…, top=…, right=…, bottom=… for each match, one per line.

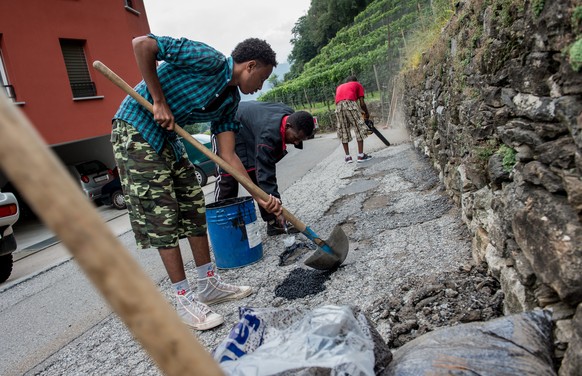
left=113, top=34, right=241, bottom=160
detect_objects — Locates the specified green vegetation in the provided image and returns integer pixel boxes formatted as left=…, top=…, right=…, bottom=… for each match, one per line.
left=400, top=0, right=455, bottom=70
left=261, top=0, right=455, bottom=109
left=497, top=144, right=517, bottom=172
left=286, top=0, right=375, bottom=80
left=474, top=139, right=498, bottom=162
left=532, top=0, right=545, bottom=17
left=571, top=5, right=582, bottom=28
left=569, top=6, right=582, bottom=72
left=569, top=39, right=582, bottom=72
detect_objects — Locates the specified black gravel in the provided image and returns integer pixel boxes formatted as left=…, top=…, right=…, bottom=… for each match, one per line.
left=274, top=268, right=335, bottom=300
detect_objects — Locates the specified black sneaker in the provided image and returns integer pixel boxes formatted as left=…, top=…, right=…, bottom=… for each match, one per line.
left=357, top=154, right=372, bottom=163
left=267, top=221, right=300, bottom=236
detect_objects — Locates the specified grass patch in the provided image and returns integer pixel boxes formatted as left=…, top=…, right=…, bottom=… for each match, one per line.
left=569, top=39, right=582, bottom=72
left=401, top=0, right=455, bottom=70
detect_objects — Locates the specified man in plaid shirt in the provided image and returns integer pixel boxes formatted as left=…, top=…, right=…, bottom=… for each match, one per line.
left=112, top=34, right=281, bottom=330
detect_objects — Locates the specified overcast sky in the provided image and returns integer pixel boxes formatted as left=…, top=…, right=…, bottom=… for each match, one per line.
left=142, top=0, right=311, bottom=64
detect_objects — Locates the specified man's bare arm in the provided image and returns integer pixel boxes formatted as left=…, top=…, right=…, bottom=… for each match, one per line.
left=132, top=36, right=175, bottom=130
left=359, top=97, right=370, bottom=120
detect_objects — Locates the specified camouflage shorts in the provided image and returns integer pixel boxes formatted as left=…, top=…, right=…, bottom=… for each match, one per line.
left=335, top=100, right=368, bottom=143
left=111, top=119, right=207, bottom=249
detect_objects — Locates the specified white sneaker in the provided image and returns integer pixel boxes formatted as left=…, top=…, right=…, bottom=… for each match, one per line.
left=198, top=271, right=252, bottom=305
left=176, top=291, right=224, bottom=330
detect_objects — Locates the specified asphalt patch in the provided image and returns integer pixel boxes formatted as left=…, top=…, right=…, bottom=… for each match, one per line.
left=274, top=268, right=335, bottom=300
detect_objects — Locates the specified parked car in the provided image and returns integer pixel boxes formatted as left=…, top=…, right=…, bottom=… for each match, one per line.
left=308, top=116, right=319, bottom=139
left=100, top=167, right=126, bottom=210
left=0, top=182, right=36, bottom=219
left=182, top=134, right=218, bottom=186
left=67, top=160, right=115, bottom=203
left=0, top=190, right=19, bottom=283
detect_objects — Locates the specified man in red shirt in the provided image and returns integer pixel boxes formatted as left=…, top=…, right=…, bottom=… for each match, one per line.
left=335, top=76, right=373, bottom=163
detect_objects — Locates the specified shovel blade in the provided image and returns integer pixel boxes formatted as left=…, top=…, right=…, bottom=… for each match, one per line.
left=304, top=224, right=349, bottom=270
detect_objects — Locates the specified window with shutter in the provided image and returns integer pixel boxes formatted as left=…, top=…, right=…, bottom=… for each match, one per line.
left=60, top=39, right=96, bottom=98
left=125, top=0, right=140, bottom=15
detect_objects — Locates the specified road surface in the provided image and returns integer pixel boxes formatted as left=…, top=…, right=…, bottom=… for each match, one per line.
left=1, top=132, right=340, bottom=376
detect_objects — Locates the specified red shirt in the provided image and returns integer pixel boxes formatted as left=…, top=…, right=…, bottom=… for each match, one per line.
left=280, top=115, right=288, bottom=151
left=335, top=81, right=365, bottom=104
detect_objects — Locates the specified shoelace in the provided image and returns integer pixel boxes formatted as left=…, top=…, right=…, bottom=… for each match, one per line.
left=180, top=293, right=211, bottom=315
left=205, top=274, right=237, bottom=293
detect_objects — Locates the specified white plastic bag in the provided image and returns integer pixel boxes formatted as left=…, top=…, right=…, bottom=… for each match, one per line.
left=213, top=305, right=380, bottom=376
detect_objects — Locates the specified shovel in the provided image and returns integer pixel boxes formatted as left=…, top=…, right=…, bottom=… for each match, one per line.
left=93, top=61, right=348, bottom=270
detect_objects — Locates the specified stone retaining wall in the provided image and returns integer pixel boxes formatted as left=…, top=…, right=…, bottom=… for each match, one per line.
left=401, top=0, right=582, bottom=373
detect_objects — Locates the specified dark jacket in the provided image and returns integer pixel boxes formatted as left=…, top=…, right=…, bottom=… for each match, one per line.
left=222, top=101, right=293, bottom=197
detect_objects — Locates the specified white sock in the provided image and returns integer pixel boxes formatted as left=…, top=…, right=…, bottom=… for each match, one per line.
left=172, top=279, right=190, bottom=295
left=196, top=262, right=214, bottom=280
left=358, top=153, right=365, bottom=157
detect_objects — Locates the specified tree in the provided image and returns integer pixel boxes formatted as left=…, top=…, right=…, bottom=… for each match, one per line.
left=287, top=15, right=318, bottom=80
left=287, top=0, right=374, bottom=80
left=267, top=74, right=281, bottom=88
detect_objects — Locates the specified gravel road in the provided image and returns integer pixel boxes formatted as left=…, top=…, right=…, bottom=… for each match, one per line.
left=28, top=129, right=503, bottom=375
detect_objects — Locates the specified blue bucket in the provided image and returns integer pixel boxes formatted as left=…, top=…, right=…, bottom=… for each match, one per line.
left=206, top=196, right=263, bottom=269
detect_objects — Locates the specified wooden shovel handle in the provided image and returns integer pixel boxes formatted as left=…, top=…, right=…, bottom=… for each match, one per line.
left=93, top=61, right=306, bottom=232
left=0, top=85, right=222, bottom=375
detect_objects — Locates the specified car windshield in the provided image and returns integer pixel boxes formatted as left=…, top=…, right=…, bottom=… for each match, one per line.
left=75, top=161, right=107, bottom=175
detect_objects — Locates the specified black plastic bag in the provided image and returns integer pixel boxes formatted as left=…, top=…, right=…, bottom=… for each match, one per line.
left=384, top=310, right=555, bottom=375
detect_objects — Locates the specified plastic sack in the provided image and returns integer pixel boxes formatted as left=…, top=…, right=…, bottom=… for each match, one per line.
left=384, top=310, right=556, bottom=376
left=213, top=305, right=392, bottom=376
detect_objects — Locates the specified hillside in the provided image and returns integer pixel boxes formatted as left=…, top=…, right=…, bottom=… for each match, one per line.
left=261, top=0, right=453, bottom=110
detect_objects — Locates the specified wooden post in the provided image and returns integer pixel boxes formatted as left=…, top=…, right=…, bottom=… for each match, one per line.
left=303, top=87, right=313, bottom=110
left=0, top=93, right=223, bottom=376
left=386, top=78, right=396, bottom=126
left=401, top=29, right=407, bottom=50
left=373, top=64, right=386, bottom=124
left=391, top=94, right=399, bottom=127
left=389, top=77, right=401, bottom=127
